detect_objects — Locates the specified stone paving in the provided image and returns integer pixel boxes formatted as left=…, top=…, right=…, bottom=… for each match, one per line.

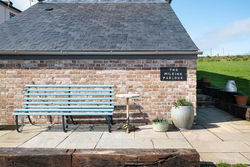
left=0, top=106, right=250, bottom=165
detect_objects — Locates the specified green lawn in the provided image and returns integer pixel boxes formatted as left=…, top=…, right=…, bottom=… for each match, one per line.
left=197, top=56, right=250, bottom=105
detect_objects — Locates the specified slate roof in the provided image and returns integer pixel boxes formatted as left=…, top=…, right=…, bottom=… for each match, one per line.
left=0, top=2, right=199, bottom=53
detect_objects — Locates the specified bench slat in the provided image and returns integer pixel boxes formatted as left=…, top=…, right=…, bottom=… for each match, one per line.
left=25, top=85, right=113, bottom=88
left=25, top=89, right=114, bottom=92
left=24, top=102, right=114, bottom=105
left=24, top=93, right=114, bottom=96
left=13, top=112, right=113, bottom=116
left=24, top=106, right=114, bottom=109
left=14, top=109, right=113, bottom=112
left=24, top=97, right=113, bottom=101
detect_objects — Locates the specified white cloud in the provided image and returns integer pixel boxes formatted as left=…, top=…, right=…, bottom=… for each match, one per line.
left=12, top=0, right=37, bottom=11
left=196, top=18, right=250, bottom=55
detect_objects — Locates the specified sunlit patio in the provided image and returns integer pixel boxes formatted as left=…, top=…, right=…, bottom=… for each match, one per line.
left=1, top=106, right=250, bottom=165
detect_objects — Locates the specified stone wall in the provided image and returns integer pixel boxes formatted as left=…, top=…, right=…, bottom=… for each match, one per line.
left=0, top=58, right=196, bottom=124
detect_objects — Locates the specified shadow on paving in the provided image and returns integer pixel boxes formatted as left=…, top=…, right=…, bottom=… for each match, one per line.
left=0, top=125, right=16, bottom=130
left=64, top=104, right=150, bottom=125
left=196, top=106, right=241, bottom=125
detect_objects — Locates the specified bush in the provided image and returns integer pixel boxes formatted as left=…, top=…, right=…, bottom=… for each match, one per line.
left=152, top=119, right=168, bottom=124
left=173, top=98, right=193, bottom=107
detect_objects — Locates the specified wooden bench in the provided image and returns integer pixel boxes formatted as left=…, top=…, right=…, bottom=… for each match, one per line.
left=13, top=85, right=114, bottom=132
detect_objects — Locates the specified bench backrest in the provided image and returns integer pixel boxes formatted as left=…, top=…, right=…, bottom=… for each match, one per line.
left=17, top=85, right=114, bottom=116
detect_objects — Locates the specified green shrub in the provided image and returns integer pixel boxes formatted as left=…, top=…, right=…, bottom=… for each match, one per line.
left=216, top=163, right=231, bottom=167
left=152, top=119, right=168, bottom=124
left=197, top=55, right=250, bottom=62
left=173, top=98, right=193, bottom=107
left=215, top=163, right=247, bottom=167
left=232, top=164, right=248, bottom=167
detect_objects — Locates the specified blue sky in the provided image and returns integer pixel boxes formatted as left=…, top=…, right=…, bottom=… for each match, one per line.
left=11, top=0, right=250, bottom=56
left=172, top=0, right=250, bottom=56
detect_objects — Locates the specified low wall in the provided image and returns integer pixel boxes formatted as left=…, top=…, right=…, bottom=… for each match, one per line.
left=0, top=148, right=200, bottom=167
left=0, top=58, right=196, bottom=124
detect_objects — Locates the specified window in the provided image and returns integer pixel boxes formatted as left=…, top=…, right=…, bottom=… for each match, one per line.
left=9, top=13, right=15, bottom=19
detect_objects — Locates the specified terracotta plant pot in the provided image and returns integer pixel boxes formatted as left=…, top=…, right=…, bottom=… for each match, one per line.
left=235, top=95, right=248, bottom=106
left=152, top=122, right=169, bottom=132
left=202, top=77, right=210, bottom=83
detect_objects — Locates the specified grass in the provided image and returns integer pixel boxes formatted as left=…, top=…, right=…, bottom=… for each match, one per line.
left=197, top=55, right=250, bottom=104
left=216, top=163, right=247, bottom=167
left=200, top=163, right=248, bottom=167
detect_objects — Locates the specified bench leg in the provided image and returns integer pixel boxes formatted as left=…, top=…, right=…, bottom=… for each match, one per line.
left=111, top=116, right=114, bottom=125
left=105, top=116, right=114, bottom=125
left=15, top=115, right=24, bottom=133
left=28, top=116, right=35, bottom=125
left=107, top=116, right=112, bottom=133
left=62, top=116, right=69, bottom=132
left=70, top=116, right=77, bottom=125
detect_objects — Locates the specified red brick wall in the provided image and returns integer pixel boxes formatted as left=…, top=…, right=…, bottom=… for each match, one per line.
left=0, top=59, right=196, bottom=124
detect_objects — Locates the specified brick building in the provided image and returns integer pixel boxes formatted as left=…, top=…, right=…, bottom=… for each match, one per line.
left=0, top=0, right=200, bottom=124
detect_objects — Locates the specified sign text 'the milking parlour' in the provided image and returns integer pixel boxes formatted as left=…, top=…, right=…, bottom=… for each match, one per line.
left=160, top=67, right=187, bottom=81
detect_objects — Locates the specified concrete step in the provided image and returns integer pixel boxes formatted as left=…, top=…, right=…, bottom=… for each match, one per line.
left=197, top=100, right=215, bottom=107
left=197, top=94, right=213, bottom=101
left=197, top=89, right=203, bottom=94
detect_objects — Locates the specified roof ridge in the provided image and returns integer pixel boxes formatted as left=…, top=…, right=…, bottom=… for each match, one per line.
left=41, top=0, right=170, bottom=3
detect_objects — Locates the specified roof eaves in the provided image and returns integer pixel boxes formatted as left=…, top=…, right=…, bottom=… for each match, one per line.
left=0, top=50, right=203, bottom=55
left=0, top=1, right=22, bottom=12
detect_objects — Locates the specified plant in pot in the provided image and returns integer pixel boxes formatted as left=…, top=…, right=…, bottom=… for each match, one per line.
left=152, top=118, right=169, bottom=132
left=202, top=77, right=210, bottom=83
left=235, top=91, right=248, bottom=106
left=171, top=98, right=194, bottom=130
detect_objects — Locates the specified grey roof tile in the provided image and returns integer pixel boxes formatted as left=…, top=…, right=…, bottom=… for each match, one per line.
left=0, top=2, right=198, bottom=51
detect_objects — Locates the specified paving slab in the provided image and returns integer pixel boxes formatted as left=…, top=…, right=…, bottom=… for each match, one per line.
left=0, top=130, right=12, bottom=137
left=0, top=127, right=42, bottom=147
left=197, top=108, right=238, bottom=123
left=232, top=120, right=250, bottom=125
left=135, top=125, right=167, bottom=139
left=242, top=141, right=250, bottom=147
left=96, top=137, right=153, bottom=149
left=0, top=142, right=22, bottom=147
left=20, top=131, right=72, bottom=148
left=213, top=132, right=250, bottom=142
left=57, top=131, right=103, bottom=149
left=152, top=138, right=192, bottom=149
left=200, top=153, right=250, bottom=164
left=19, top=124, right=79, bottom=148
left=102, top=130, right=135, bottom=139
left=181, top=129, right=222, bottom=142
left=240, top=153, right=250, bottom=162
left=204, top=124, right=241, bottom=134
left=229, top=124, right=250, bottom=131
left=166, top=131, right=184, bottom=139
left=191, top=141, right=250, bottom=153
